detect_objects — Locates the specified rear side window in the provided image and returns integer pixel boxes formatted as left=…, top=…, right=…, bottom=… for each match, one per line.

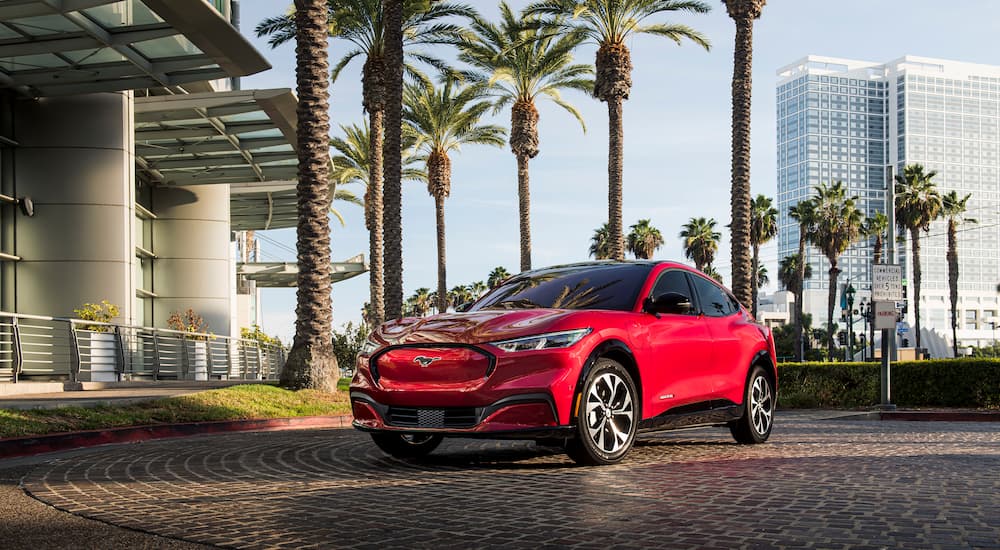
left=651, top=270, right=694, bottom=300
left=689, top=275, right=737, bottom=317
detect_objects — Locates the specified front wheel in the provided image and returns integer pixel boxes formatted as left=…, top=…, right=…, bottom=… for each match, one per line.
left=370, top=432, right=443, bottom=459
left=729, top=366, right=775, bottom=444
left=565, top=358, right=638, bottom=465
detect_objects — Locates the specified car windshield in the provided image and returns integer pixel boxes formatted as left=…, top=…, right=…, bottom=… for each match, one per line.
left=470, top=264, right=652, bottom=312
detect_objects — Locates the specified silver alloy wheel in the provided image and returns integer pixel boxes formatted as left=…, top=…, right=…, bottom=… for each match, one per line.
left=584, top=372, right=635, bottom=454
left=750, top=375, right=773, bottom=435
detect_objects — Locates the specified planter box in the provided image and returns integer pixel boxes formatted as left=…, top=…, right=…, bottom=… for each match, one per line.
left=89, top=332, right=119, bottom=382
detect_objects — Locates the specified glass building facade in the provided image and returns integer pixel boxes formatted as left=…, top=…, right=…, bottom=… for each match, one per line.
left=776, top=56, right=1000, bottom=352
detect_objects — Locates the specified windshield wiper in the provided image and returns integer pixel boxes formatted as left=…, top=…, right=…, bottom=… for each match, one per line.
left=486, top=298, right=542, bottom=310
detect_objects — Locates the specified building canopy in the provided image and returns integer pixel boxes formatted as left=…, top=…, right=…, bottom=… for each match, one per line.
left=134, top=88, right=299, bottom=188
left=0, top=0, right=269, bottom=97
left=237, top=255, right=368, bottom=289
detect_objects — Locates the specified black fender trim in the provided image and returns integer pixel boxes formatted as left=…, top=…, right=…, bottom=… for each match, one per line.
left=572, top=339, right=637, bottom=419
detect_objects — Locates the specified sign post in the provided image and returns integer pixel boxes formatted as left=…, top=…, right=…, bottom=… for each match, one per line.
left=872, top=267, right=902, bottom=408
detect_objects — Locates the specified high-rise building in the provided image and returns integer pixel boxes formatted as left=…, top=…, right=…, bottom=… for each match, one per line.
left=776, top=55, right=1000, bottom=355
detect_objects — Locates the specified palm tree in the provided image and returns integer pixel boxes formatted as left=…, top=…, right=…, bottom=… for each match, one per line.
left=704, top=265, right=724, bottom=284
left=864, top=211, right=889, bottom=265
left=330, top=122, right=426, bottom=285
left=256, top=0, right=471, bottom=325
left=282, top=0, right=337, bottom=392
left=808, top=182, right=865, bottom=361
left=756, top=264, right=769, bottom=289
left=626, top=219, right=665, bottom=259
left=589, top=222, right=612, bottom=260
left=679, top=217, right=721, bottom=272
left=527, top=0, right=711, bottom=261
left=749, top=194, right=777, bottom=318
left=383, top=0, right=406, bottom=320
left=469, top=280, right=489, bottom=299
left=722, top=0, right=766, bottom=310
left=488, top=266, right=511, bottom=287
left=942, top=191, right=976, bottom=357
left=778, top=253, right=812, bottom=323
left=405, top=287, right=434, bottom=317
left=895, top=164, right=943, bottom=351
left=404, top=79, right=507, bottom=313
left=460, top=4, right=592, bottom=272
left=788, top=199, right=817, bottom=361
left=449, top=284, right=475, bottom=309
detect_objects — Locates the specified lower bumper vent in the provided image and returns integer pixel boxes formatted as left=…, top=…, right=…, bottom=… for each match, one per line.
left=387, top=407, right=479, bottom=429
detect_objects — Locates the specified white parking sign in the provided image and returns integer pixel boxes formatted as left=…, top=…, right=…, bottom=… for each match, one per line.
left=872, top=265, right=903, bottom=302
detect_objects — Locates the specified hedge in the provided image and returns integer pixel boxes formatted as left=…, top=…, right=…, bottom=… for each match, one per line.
left=777, top=358, right=1000, bottom=409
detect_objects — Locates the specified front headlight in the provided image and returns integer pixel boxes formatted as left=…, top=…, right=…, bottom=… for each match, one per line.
left=360, top=336, right=380, bottom=355
left=489, top=329, right=591, bottom=353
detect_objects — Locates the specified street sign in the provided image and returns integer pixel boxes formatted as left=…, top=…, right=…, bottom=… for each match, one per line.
left=874, top=301, right=898, bottom=330
left=872, top=265, right=903, bottom=301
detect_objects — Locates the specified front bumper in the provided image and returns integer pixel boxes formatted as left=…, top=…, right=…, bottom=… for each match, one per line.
left=351, top=391, right=573, bottom=438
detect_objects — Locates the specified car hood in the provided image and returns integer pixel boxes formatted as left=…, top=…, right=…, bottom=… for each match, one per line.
left=378, top=309, right=584, bottom=345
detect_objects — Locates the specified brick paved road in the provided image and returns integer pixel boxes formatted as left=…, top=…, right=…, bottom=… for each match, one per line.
left=21, top=415, right=1000, bottom=549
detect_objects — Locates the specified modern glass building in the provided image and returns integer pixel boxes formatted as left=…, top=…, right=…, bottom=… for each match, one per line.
left=777, top=55, right=1000, bottom=354
left=0, top=0, right=365, bottom=349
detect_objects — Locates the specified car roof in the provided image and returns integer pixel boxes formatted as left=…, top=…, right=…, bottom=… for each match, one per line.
left=514, top=260, right=694, bottom=278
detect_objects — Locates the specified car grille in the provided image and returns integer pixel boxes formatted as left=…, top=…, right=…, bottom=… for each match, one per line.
left=386, top=406, right=479, bottom=429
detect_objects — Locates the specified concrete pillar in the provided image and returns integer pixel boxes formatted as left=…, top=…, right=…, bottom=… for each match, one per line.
left=153, top=184, right=232, bottom=336
left=13, top=92, right=135, bottom=321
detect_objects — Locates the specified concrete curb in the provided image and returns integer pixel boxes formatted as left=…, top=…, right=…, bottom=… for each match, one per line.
left=0, top=415, right=354, bottom=460
left=842, top=411, right=1000, bottom=422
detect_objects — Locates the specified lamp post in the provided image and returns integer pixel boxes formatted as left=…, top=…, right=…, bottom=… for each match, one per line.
left=844, top=283, right=856, bottom=361
left=859, top=297, right=871, bottom=361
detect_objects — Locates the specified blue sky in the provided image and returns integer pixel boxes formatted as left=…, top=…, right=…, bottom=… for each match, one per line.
left=236, top=0, right=1000, bottom=343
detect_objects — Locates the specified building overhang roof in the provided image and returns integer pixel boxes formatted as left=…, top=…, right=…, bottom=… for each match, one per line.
left=135, top=88, right=299, bottom=188
left=0, top=0, right=270, bottom=96
left=237, top=255, right=368, bottom=288
left=229, top=180, right=300, bottom=232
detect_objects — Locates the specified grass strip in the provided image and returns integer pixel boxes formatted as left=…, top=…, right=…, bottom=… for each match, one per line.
left=0, top=384, right=351, bottom=439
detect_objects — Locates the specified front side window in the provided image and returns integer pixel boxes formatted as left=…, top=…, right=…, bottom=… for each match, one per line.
left=689, top=275, right=737, bottom=318
left=471, top=264, right=652, bottom=312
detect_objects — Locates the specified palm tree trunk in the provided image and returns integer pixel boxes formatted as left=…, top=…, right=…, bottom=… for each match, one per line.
left=368, top=107, right=385, bottom=326
left=826, top=263, right=839, bottom=362
left=873, top=236, right=883, bottom=266
left=511, top=99, right=539, bottom=273
left=607, top=96, right=625, bottom=262
left=751, top=244, right=760, bottom=319
left=435, top=194, right=448, bottom=313
left=728, top=14, right=755, bottom=309
left=794, top=229, right=807, bottom=361
left=947, top=219, right=959, bottom=357
left=910, top=227, right=922, bottom=349
left=517, top=153, right=532, bottom=272
left=382, top=0, right=404, bottom=320
left=282, top=0, right=337, bottom=392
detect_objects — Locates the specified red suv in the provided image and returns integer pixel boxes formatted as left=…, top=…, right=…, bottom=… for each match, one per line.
left=351, top=261, right=777, bottom=465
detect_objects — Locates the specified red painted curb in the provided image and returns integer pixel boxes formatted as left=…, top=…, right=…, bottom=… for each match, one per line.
left=0, top=415, right=355, bottom=460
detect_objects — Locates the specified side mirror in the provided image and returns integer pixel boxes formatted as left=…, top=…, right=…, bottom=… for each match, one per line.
left=644, top=292, right=693, bottom=316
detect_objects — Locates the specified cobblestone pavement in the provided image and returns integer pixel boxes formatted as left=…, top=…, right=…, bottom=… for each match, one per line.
left=20, top=416, right=1000, bottom=549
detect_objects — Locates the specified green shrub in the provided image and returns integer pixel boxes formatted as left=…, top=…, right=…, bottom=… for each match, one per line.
left=777, top=358, right=1000, bottom=409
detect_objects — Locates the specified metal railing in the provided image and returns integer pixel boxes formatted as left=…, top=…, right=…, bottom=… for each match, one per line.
left=0, top=312, right=286, bottom=383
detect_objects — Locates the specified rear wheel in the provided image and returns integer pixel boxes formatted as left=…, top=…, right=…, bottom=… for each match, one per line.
left=566, top=358, right=638, bottom=465
left=370, top=432, right=443, bottom=459
left=730, top=366, right=774, bottom=444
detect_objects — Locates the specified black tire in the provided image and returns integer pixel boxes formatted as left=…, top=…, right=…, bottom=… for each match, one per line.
left=565, top=358, right=638, bottom=465
left=730, top=366, right=775, bottom=444
left=370, top=432, right=444, bottom=459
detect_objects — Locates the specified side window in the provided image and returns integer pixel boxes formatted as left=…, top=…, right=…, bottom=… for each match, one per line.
left=690, top=275, right=736, bottom=317
left=651, top=270, right=692, bottom=300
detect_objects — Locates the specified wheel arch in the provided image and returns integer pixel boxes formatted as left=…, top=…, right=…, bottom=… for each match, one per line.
left=747, top=348, right=777, bottom=395
left=573, top=339, right=643, bottom=421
